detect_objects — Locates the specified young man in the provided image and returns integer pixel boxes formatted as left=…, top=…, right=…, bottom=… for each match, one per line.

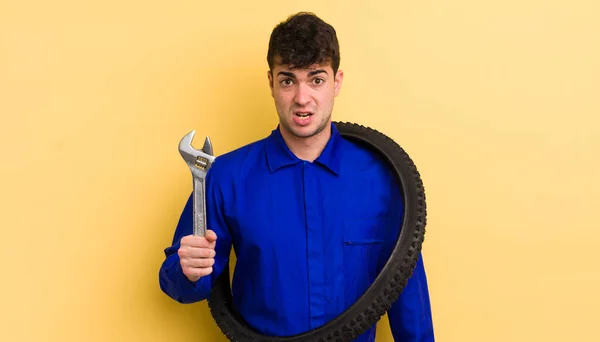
left=159, top=12, right=434, bottom=341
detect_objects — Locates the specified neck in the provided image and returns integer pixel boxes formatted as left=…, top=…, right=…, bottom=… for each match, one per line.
left=279, top=123, right=331, bottom=162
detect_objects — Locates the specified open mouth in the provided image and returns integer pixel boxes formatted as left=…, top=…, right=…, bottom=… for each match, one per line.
left=293, top=111, right=314, bottom=125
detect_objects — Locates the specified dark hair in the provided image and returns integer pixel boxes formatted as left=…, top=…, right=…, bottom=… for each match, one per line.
left=267, top=12, right=341, bottom=74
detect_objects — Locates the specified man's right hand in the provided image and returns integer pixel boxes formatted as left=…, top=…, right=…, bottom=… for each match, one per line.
left=178, top=229, right=217, bottom=283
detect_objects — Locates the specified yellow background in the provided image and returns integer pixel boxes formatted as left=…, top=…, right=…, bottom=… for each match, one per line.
left=1, top=0, right=599, bottom=341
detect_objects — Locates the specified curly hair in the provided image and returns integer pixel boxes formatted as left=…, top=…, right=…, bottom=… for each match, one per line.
left=267, top=12, right=341, bottom=74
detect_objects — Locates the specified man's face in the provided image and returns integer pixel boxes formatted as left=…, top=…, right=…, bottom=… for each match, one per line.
left=268, top=61, right=344, bottom=140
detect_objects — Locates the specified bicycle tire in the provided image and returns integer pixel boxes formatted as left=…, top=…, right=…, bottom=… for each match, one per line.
left=206, top=121, right=427, bottom=342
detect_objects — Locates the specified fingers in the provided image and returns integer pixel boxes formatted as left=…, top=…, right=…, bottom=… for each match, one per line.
left=180, top=230, right=217, bottom=248
left=205, top=229, right=218, bottom=243
left=178, top=231, right=218, bottom=282
left=178, top=247, right=215, bottom=282
left=182, top=266, right=213, bottom=280
left=181, top=256, right=215, bottom=268
left=179, top=246, right=216, bottom=259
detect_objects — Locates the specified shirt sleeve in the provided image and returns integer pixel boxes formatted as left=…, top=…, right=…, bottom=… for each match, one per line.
left=386, top=253, right=435, bottom=341
left=158, top=167, right=233, bottom=304
left=379, top=174, right=435, bottom=341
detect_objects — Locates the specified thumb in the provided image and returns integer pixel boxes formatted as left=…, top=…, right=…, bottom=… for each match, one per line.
left=205, top=229, right=218, bottom=243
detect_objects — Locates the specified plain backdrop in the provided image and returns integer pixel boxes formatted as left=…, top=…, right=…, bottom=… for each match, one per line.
left=1, top=0, right=599, bottom=341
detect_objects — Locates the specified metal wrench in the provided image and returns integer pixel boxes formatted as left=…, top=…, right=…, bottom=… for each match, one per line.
left=178, top=130, right=215, bottom=237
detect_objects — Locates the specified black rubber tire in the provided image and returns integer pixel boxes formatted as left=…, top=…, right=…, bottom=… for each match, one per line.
left=206, top=121, right=427, bottom=342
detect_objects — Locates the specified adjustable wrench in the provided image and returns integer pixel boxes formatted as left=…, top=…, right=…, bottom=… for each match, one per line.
left=178, top=131, right=215, bottom=237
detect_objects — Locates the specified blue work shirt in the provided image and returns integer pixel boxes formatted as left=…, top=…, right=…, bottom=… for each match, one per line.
left=159, top=123, right=434, bottom=341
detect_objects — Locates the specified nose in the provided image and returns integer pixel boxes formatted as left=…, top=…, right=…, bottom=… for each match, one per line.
left=293, top=83, right=311, bottom=106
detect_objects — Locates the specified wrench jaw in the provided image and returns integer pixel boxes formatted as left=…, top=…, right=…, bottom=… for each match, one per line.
left=202, top=136, right=213, bottom=156
left=178, top=130, right=197, bottom=165
left=178, top=130, right=216, bottom=178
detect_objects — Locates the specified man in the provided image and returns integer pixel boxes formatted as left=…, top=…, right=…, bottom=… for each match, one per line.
left=159, top=12, right=434, bottom=341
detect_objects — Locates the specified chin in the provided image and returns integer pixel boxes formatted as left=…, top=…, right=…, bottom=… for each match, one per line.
left=293, top=124, right=328, bottom=139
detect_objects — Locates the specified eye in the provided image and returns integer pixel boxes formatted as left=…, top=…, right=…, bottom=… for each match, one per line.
left=280, top=78, right=294, bottom=86
left=313, top=78, right=325, bottom=85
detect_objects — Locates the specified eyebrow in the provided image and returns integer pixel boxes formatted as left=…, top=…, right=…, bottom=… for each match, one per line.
left=277, top=69, right=328, bottom=78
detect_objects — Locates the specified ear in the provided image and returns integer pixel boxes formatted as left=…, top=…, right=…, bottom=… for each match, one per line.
left=334, top=69, right=344, bottom=97
left=267, top=70, right=274, bottom=97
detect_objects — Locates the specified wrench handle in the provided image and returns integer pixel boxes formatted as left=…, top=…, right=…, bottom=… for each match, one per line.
left=192, top=176, right=207, bottom=236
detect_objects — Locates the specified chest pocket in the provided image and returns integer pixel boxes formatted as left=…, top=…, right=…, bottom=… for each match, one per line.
left=343, top=217, right=387, bottom=245
left=341, top=216, right=389, bottom=306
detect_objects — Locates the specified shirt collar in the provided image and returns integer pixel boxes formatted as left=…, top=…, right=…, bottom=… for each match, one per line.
left=265, top=122, right=343, bottom=175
